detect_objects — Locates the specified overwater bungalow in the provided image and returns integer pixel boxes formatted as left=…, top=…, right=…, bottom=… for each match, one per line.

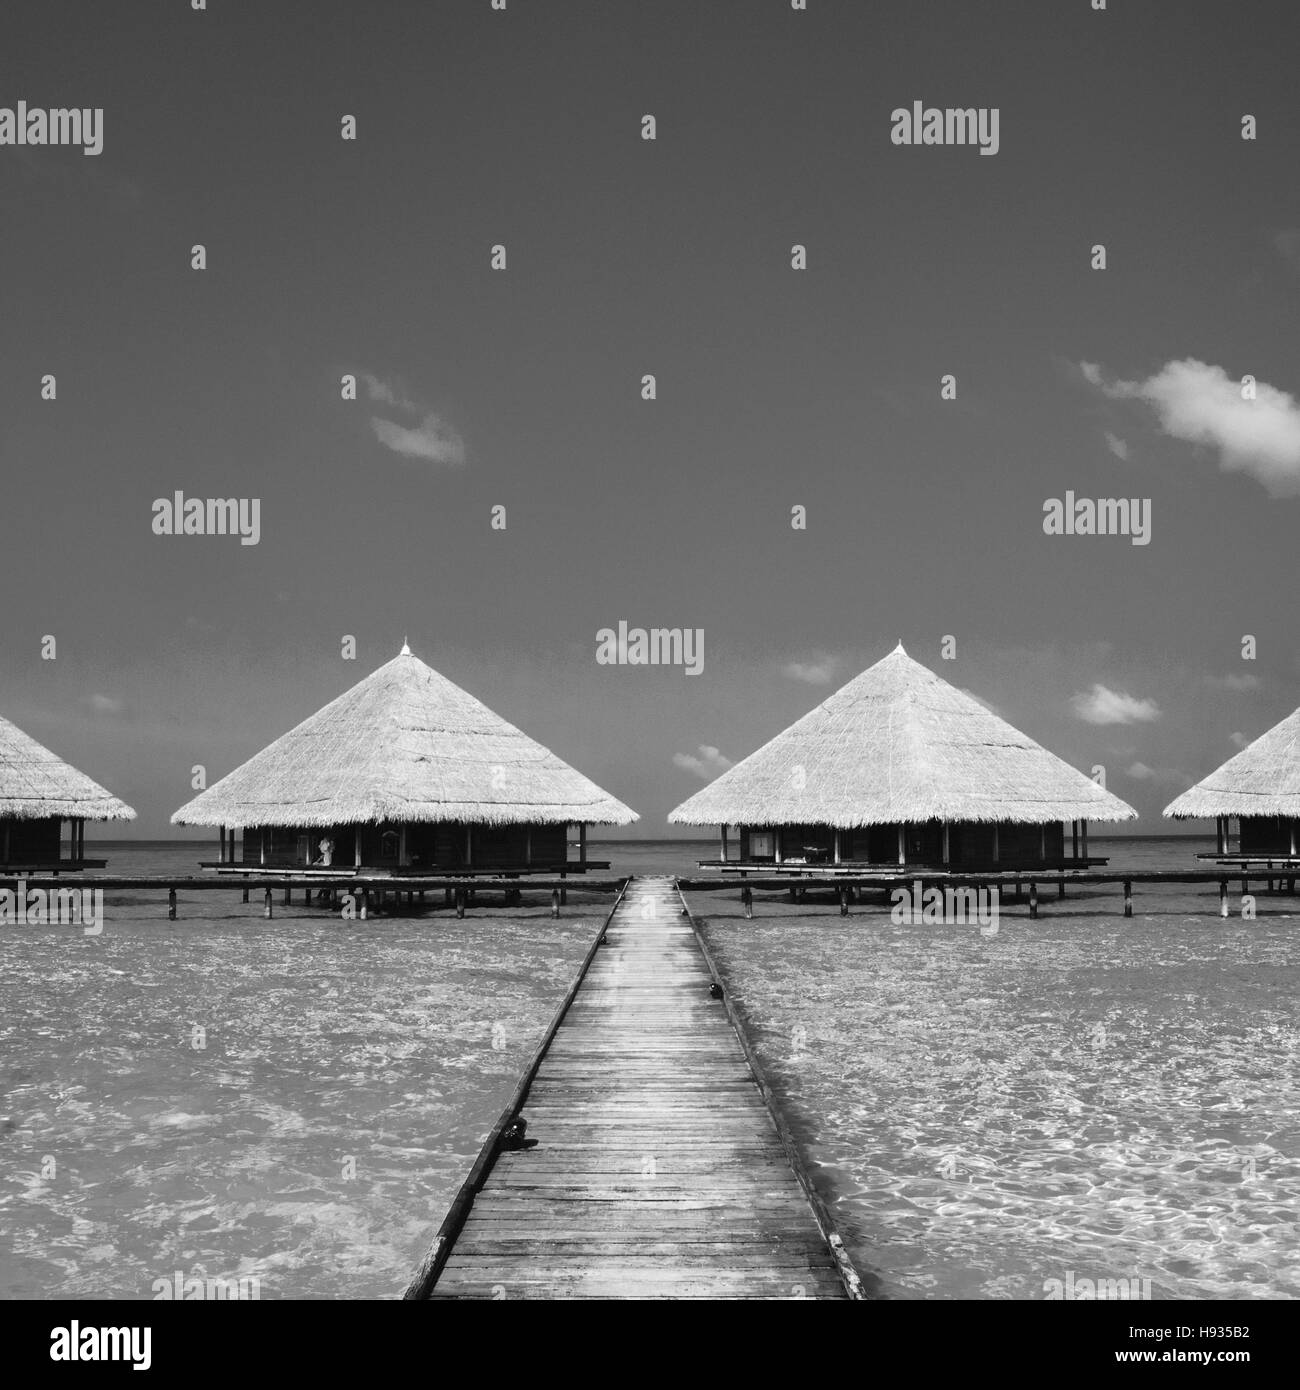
left=668, top=643, right=1137, bottom=870
left=1163, top=704, right=1300, bottom=863
left=0, top=713, right=136, bottom=869
left=171, top=644, right=637, bottom=873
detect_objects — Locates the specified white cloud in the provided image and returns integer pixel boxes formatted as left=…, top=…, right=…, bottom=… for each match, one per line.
left=360, top=370, right=466, bottom=465
left=1071, top=684, right=1161, bottom=725
left=1103, top=431, right=1129, bottom=461
left=959, top=688, right=1001, bottom=717
left=360, top=371, right=421, bottom=411
left=1274, top=229, right=1300, bottom=273
left=782, top=656, right=839, bottom=685
left=83, top=693, right=125, bottom=716
left=1229, top=730, right=1251, bottom=750
left=1082, top=357, right=1300, bottom=496
left=673, top=745, right=733, bottom=779
left=370, top=414, right=466, bottom=465
left=1205, top=672, right=1261, bottom=692
left=1125, top=761, right=1181, bottom=783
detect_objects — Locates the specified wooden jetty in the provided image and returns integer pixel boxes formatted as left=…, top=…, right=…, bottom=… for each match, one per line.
left=680, top=868, right=1300, bottom=920
left=406, top=875, right=863, bottom=1300
left=0, top=873, right=625, bottom=920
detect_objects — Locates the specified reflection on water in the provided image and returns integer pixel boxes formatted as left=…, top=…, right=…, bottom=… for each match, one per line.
left=692, top=884, right=1299, bottom=1300
left=0, top=889, right=596, bottom=1300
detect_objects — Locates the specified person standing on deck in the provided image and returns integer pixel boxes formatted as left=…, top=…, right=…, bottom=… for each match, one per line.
left=317, top=835, right=334, bottom=867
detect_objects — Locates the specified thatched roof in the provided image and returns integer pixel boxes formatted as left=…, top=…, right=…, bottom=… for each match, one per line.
left=172, top=646, right=638, bottom=829
left=0, top=714, right=136, bottom=822
left=668, top=643, right=1137, bottom=828
left=1164, top=704, right=1300, bottom=819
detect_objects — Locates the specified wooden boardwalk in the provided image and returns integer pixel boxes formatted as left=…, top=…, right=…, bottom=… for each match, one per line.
left=409, top=876, right=861, bottom=1300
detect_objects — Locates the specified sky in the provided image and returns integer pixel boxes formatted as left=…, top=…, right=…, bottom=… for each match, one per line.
left=1, top=0, right=1298, bottom=838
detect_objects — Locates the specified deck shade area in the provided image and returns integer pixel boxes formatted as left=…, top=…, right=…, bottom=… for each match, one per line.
left=1164, top=703, right=1300, bottom=859
left=171, top=644, right=637, bottom=869
left=669, top=643, right=1137, bottom=869
left=0, top=713, right=136, bottom=868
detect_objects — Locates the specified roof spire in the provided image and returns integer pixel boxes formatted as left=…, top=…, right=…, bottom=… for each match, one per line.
left=400, top=636, right=411, bottom=656
left=893, top=639, right=907, bottom=654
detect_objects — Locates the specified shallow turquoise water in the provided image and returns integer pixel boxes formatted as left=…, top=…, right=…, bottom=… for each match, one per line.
left=689, top=880, right=1299, bottom=1301
left=3, top=838, right=1294, bottom=1300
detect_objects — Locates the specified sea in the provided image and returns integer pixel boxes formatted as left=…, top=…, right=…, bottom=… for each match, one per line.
left=0, top=837, right=1295, bottom=1300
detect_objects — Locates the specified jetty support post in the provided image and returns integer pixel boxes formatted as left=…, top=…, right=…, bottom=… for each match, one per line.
left=1123, top=880, right=1133, bottom=918
left=839, top=886, right=848, bottom=916
left=1219, top=879, right=1228, bottom=918
left=168, top=887, right=177, bottom=921
left=742, top=885, right=753, bottom=920
left=264, top=888, right=273, bottom=920
left=456, top=887, right=465, bottom=919
left=1029, top=881, right=1038, bottom=919
left=551, top=888, right=560, bottom=919
left=1058, top=876, right=1066, bottom=899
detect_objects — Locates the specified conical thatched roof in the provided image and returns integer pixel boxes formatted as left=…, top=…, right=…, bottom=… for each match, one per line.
left=1164, top=705, right=1300, bottom=819
left=668, top=644, right=1137, bottom=828
left=172, top=646, right=638, bottom=829
left=0, top=714, right=136, bottom=821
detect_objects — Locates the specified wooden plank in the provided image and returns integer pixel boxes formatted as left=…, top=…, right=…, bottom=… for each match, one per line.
left=410, top=876, right=863, bottom=1300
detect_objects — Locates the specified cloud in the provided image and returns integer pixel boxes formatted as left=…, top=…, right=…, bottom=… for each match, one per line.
left=82, top=693, right=125, bottom=716
left=959, top=688, right=1001, bottom=717
left=361, top=370, right=466, bottom=466
left=370, top=414, right=466, bottom=465
left=1273, top=229, right=1300, bottom=273
left=1103, top=431, right=1129, bottom=461
left=1081, top=357, right=1300, bottom=496
left=360, top=372, right=421, bottom=411
left=1229, top=731, right=1251, bottom=750
left=1204, top=672, right=1261, bottom=692
left=782, top=656, right=839, bottom=685
left=1125, top=761, right=1181, bottom=783
left=1071, top=684, right=1161, bottom=725
left=673, top=745, right=733, bottom=779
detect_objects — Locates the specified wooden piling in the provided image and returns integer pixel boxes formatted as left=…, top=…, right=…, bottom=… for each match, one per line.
left=1029, top=881, right=1038, bottom=919
left=264, top=887, right=273, bottom=919
left=1220, top=880, right=1228, bottom=918
left=1123, top=880, right=1132, bottom=918
left=168, top=887, right=177, bottom=921
left=551, top=887, right=560, bottom=919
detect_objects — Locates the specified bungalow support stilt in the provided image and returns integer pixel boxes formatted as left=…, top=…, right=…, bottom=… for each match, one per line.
left=897, top=825, right=906, bottom=867
left=833, top=828, right=842, bottom=865
left=579, top=823, right=587, bottom=866
left=720, top=824, right=729, bottom=863
left=941, top=822, right=950, bottom=868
